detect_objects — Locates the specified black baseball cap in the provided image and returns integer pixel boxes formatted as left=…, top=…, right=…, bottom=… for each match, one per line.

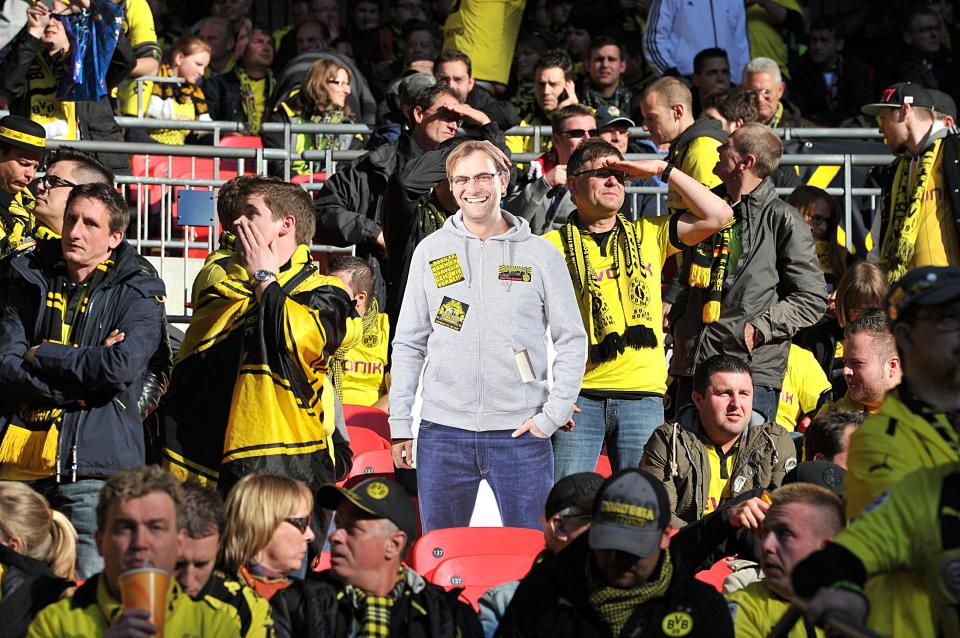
left=886, top=266, right=960, bottom=323
left=317, top=478, right=419, bottom=542
left=783, top=461, right=846, bottom=497
left=545, top=471, right=604, bottom=518
left=589, top=469, right=670, bottom=559
left=930, top=89, right=957, bottom=120
left=596, top=104, right=635, bottom=130
left=862, top=82, right=936, bottom=116
left=0, top=115, right=46, bottom=155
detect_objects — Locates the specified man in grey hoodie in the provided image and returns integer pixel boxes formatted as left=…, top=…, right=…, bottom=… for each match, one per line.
left=389, top=140, right=588, bottom=533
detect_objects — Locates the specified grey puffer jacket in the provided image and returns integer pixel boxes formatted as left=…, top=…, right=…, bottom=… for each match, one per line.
left=640, top=405, right=798, bottom=528
left=668, top=178, right=827, bottom=388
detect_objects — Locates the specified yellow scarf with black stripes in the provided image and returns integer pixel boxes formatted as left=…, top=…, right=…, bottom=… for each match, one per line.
left=881, top=138, right=942, bottom=283
left=0, top=257, right=114, bottom=476
left=153, top=63, right=209, bottom=115
left=560, top=213, right=658, bottom=363
left=688, top=218, right=736, bottom=323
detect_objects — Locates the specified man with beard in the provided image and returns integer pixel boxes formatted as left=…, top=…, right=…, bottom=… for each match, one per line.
left=838, top=266, right=960, bottom=637
left=816, top=308, right=900, bottom=417
left=389, top=140, right=586, bottom=532
left=204, top=25, right=276, bottom=135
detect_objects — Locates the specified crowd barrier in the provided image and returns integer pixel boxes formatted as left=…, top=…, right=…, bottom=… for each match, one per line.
left=36, top=119, right=893, bottom=320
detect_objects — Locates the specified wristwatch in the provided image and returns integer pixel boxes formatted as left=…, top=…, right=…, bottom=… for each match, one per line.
left=254, top=270, right=277, bottom=284
left=660, top=163, right=674, bottom=183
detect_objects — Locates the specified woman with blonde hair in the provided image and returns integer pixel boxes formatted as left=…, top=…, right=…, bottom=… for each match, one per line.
left=0, top=481, right=77, bottom=637
left=219, top=474, right=315, bottom=600
left=262, top=57, right=361, bottom=175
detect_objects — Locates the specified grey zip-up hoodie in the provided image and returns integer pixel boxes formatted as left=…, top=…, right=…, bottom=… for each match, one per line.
left=389, top=210, right=587, bottom=439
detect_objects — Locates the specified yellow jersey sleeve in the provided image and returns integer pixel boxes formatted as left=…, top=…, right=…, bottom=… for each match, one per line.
left=123, top=0, right=161, bottom=60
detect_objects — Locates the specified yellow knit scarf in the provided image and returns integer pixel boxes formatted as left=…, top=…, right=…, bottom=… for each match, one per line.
left=560, top=214, right=658, bottom=363
left=881, top=138, right=942, bottom=283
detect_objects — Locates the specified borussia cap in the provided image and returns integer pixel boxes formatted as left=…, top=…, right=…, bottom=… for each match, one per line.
left=589, top=469, right=670, bottom=558
left=596, top=104, right=635, bottom=130
left=317, top=477, right=419, bottom=541
left=0, top=115, right=46, bottom=154
left=886, top=266, right=960, bottom=323
left=862, top=82, right=936, bottom=116
left=545, top=471, right=604, bottom=518
left=783, top=460, right=846, bottom=497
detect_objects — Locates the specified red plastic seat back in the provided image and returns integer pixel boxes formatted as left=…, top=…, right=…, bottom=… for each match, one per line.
left=409, top=527, right=544, bottom=576
left=342, top=404, right=391, bottom=441
left=427, top=553, right=536, bottom=610
left=338, top=449, right=395, bottom=488
left=346, top=425, right=390, bottom=455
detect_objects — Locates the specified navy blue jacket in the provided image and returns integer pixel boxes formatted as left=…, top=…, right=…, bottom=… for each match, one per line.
left=0, top=240, right=166, bottom=478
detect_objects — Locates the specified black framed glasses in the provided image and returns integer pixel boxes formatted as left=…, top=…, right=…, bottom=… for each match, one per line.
left=284, top=515, right=311, bottom=534
left=571, top=167, right=627, bottom=184
left=561, top=128, right=598, bottom=139
left=41, top=173, right=78, bottom=190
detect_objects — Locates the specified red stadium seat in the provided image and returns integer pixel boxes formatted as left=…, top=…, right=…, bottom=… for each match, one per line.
left=338, top=449, right=394, bottom=488
left=694, top=557, right=733, bottom=592
left=219, top=135, right=263, bottom=148
left=409, top=527, right=544, bottom=576
left=290, top=172, right=327, bottom=184
left=595, top=453, right=612, bottom=477
left=427, top=553, right=536, bottom=610
left=342, top=404, right=391, bottom=440
left=346, top=425, right=390, bottom=455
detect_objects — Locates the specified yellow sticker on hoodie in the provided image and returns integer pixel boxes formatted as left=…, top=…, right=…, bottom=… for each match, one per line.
left=430, top=254, right=465, bottom=288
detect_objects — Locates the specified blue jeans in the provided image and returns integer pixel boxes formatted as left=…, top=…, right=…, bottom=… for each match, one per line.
left=552, top=394, right=664, bottom=481
left=32, top=478, right=105, bottom=580
left=416, top=421, right=553, bottom=533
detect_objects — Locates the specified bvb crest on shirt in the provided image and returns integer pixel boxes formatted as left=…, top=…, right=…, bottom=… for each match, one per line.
left=362, top=333, right=379, bottom=348
left=435, top=296, right=469, bottom=331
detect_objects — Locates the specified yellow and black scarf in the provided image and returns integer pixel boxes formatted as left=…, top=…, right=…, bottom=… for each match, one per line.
left=0, top=257, right=114, bottom=474
left=153, top=63, right=209, bottom=116
left=560, top=214, right=658, bottom=363
left=329, top=298, right=381, bottom=400
left=347, top=566, right=406, bottom=638
left=587, top=550, right=673, bottom=636
left=881, top=138, right=942, bottom=283
left=236, top=65, right=274, bottom=135
left=688, top=218, right=736, bottom=323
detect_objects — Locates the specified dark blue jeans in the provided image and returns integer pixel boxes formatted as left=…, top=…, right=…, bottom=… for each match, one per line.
left=552, top=394, right=664, bottom=481
left=416, top=421, right=553, bottom=533
left=31, top=478, right=105, bottom=579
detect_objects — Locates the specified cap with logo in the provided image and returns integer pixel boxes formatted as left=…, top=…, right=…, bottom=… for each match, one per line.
left=783, top=460, right=846, bottom=497
left=0, top=115, right=46, bottom=155
left=596, top=104, right=636, bottom=130
left=317, top=477, right=419, bottom=542
left=886, top=266, right=960, bottom=323
left=862, top=82, right=936, bottom=117
left=588, top=469, right=670, bottom=558
left=545, top=471, right=604, bottom=518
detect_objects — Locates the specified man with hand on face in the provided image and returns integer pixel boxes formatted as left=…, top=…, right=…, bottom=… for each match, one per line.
left=175, top=482, right=274, bottom=638
left=507, top=49, right=579, bottom=156
left=496, top=469, right=733, bottom=638
left=271, top=477, right=482, bottom=637
left=389, top=140, right=586, bottom=533
left=434, top=49, right=520, bottom=134
left=26, top=465, right=237, bottom=637
left=0, top=116, right=45, bottom=259
left=641, top=355, right=797, bottom=527
left=544, top=138, right=733, bottom=480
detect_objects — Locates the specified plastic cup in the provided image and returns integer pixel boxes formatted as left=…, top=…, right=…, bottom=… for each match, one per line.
left=118, top=567, right=169, bottom=636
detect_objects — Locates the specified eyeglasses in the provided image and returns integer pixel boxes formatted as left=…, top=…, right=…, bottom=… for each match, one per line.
left=571, top=167, right=627, bottom=184
left=326, top=79, right=349, bottom=87
left=561, top=128, right=598, bottom=139
left=41, top=173, right=78, bottom=190
left=283, top=515, right=311, bottom=534
left=449, top=172, right=501, bottom=186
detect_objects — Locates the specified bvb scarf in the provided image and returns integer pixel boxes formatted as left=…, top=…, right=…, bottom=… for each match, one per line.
left=688, top=218, right=736, bottom=323
left=0, top=257, right=114, bottom=474
left=560, top=214, right=658, bottom=364
left=880, top=138, right=942, bottom=283
left=152, top=63, right=209, bottom=116
left=329, top=298, right=381, bottom=400
left=587, top=550, right=673, bottom=636
left=306, top=107, right=349, bottom=151
left=237, top=65, right=275, bottom=135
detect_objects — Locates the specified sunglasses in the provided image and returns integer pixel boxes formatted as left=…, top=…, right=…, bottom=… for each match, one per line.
left=283, top=515, right=311, bottom=534
left=561, top=128, right=599, bottom=139
left=571, top=167, right=627, bottom=184
left=41, top=173, right=78, bottom=190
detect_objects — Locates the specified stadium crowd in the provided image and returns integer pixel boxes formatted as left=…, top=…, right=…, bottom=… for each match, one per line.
left=0, top=0, right=958, bottom=635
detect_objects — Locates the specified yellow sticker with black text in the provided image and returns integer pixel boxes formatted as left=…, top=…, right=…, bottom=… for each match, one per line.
left=435, top=296, right=469, bottom=331
left=661, top=611, right=694, bottom=637
left=430, top=254, right=465, bottom=288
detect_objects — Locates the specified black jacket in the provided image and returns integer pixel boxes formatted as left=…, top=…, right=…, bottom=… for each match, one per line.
left=0, top=544, right=73, bottom=638
left=270, top=569, right=483, bottom=638
left=0, top=240, right=166, bottom=478
left=787, top=54, right=874, bottom=127
left=0, top=27, right=135, bottom=174
left=495, top=536, right=733, bottom=638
